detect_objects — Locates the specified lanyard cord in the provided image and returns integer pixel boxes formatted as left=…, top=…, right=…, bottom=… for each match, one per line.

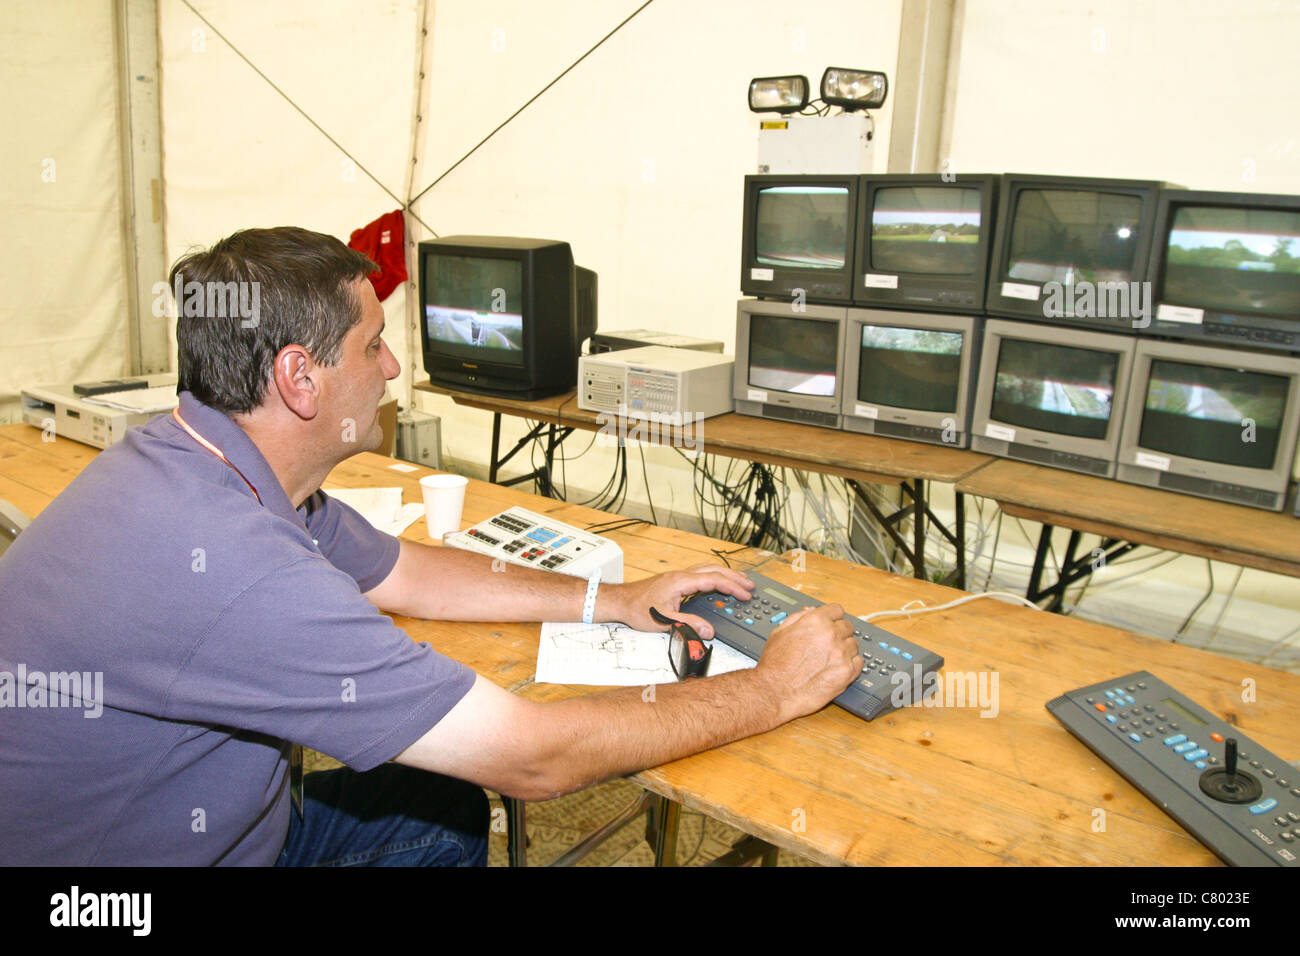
left=171, top=408, right=263, bottom=506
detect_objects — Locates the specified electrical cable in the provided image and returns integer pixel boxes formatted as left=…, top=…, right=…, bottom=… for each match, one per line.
left=1174, top=559, right=1215, bottom=640
left=862, top=590, right=1043, bottom=623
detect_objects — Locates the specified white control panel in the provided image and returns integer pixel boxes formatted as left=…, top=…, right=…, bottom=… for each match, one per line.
left=442, top=506, right=624, bottom=582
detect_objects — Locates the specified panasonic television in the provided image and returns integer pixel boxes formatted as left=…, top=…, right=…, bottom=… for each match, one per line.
left=854, top=173, right=999, bottom=313
left=734, top=298, right=845, bottom=429
left=418, top=236, right=596, bottom=399
left=970, top=319, right=1136, bottom=477
left=985, top=174, right=1171, bottom=333
left=841, top=308, right=983, bottom=448
left=1115, top=340, right=1300, bottom=511
left=740, top=174, right=860, bottom=304
left=1146, top=188, right=1300, bottom=352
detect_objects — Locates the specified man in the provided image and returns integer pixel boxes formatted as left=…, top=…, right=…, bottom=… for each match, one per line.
left=0, top=226, right=861, bottom=866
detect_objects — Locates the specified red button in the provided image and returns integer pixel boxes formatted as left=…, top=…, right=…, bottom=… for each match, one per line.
left=1210, top=732, right=1224, bottom=743
left=1094, top=703, right=1107, bottom=713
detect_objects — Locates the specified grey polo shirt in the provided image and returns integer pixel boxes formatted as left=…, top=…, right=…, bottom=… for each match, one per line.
left=0, top=391, right=475, bottom=865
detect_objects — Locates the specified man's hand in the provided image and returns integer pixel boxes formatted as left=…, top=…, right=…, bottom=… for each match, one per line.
left=597, top=564, right=754, bottom=639
left=753, top=604, right=861, bottom=721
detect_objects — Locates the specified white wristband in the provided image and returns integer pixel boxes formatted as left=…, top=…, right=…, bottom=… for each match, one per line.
left=582, top=569, right=602, bottom=625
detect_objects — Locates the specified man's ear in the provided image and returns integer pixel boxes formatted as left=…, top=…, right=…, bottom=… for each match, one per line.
left=272, top=345, right=320, bottom=421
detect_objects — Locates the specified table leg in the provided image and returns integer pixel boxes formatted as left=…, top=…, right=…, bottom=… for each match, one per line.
left=651, top=795, right=681, bottom=867
left=505, top=796, right=527, bottom=867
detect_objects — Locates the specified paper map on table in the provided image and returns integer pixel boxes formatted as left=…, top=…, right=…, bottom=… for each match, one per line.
left=535, top=622, right=755, bottom=686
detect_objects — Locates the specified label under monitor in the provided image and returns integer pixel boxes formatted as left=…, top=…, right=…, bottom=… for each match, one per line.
left=864, top=274, right=899, bottom=289
left=985, top=423, right=1016, bottom=443
left=1001, top=281, right=1040, bottom=301
left=750, top=267, right=775, bottom=282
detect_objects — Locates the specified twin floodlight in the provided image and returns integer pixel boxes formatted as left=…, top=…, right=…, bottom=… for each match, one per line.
left=748, top=68, right=888, bottom=115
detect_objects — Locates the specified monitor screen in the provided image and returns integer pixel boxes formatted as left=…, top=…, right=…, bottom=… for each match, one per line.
left=991, top=338, right=1118, bottom=439
left=423, top=255, right=525, bottom=364
left=1162, top=205, right=1300, bottom=317
left=748, top=315, right=838, bottom=396
left=755, top=185, right=849, bottom=270
left=1139, top=359, right=1288, bottom=469
left=871, top=186, right=982, bottom=276
left=1006, top=189, right=1143, bottom=285
left=857, top=325, right=964, bottom=413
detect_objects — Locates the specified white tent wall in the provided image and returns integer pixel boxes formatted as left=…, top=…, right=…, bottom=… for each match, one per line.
left=406, top=0, right=902, bottom=501
left=948, top=0, right=1300, bottom=195
left=933, top=0, right=1300, bottom=657
left=0, top=1, right=131, bottom=420
left=158, top=0, right=424, bottom=406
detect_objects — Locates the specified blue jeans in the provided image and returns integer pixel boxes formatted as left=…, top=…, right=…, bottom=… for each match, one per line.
left=275, top=762, right=489, bottom=867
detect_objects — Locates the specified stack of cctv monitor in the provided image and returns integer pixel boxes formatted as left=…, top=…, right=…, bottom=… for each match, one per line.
left=734, top=172, right=1300, bottom=512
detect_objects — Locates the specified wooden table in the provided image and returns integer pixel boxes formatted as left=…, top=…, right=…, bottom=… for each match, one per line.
left=5, top=423, right=1299, bottom=867
left=416, top=381, right=993, bottom=587
left=957, top=458, right=1300, bottom=611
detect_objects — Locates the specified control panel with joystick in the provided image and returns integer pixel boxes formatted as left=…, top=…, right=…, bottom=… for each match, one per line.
left=1048, top=670, right=1298, bottom=866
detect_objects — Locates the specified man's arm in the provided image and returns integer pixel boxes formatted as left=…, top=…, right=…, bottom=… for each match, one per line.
left=364, top=538, right=753, bottom=638
left=394, top=603, right=861, bottom=801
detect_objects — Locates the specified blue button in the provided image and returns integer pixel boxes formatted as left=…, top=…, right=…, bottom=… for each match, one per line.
left=770, top=612, right=787, bottom=625
left=902, top=652, right=913, bottom=661
left=889, top=646, right=901, bottom=655
left=1194, top=761, right=1207, bottom=770
left=1250, top=799, right=1278, bottom=815
left=1129, top=733, right=1142, bottom=742
left=1164, top=734, right=1187, bottom=746
left=1111, top=687, right=1125, bottom=696
left=1105, top=690, right=1117, bottom=699
left=723, top=607, right=734, bottom=615
left=744, top=618, right=754, bottom=625
left=1106, top=715, right=1117, bottom=724
left=878, top=641, right=889, bottom=649
left=1184, top=749, right=1208, bottom=761
left=553, top=537, right=570, bottom=547
left=1124, top=696, right=1136, bottom=705
left=1174, top=742, right=1195, bottom=754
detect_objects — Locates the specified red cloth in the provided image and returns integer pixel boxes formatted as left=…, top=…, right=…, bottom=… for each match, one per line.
left=348, top=209, right=408, bottom=301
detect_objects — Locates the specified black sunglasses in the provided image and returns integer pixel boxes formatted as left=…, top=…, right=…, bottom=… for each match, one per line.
left=651, top=606, right=711, bottom=680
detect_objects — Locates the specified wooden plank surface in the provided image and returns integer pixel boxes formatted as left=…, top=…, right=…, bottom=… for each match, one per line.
left=8, top=424, right=1300, bottom=867
left=957, top=458, right=1300, bottom=578
left=416, top=381, right=993, bottom=485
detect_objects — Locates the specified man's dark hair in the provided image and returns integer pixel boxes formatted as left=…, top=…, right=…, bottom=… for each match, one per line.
left=170, top=226, right=378, bottom=414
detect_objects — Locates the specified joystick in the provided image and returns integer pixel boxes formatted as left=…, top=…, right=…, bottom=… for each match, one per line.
left=1198, top=737, right=1263, bottom=804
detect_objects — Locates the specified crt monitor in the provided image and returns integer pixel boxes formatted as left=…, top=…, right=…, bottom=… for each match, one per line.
left=841, top=308, right=983, bottom=448
left=733, top=299, right=845, bottom=430
left=739, top=174, right=860, bottom=305
left=1146, top=188, right=1300, bottom=352
left=970, top=319, right=1136, bottom=477
left=854, top=173, right=999, bottom=314
left=418, top=236, right=596, bottom=399
left=984, top=174, right=1170, bottom=332
left=1116, top=340, right=1300, bottom=511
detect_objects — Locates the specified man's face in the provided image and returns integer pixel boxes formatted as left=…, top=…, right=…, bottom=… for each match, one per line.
left=320, top=279, right=400, bottom=454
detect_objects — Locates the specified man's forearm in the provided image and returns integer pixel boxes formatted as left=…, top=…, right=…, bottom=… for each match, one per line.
left=514, top=668, right=794, bottom=800
left=398, top=665, right=796, bottom=802
left=369, top=539, right=603, bottom=623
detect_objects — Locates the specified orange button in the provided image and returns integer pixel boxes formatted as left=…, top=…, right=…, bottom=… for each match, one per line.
left=1094, top=703, right=1107, bottom=712
left=713, top=600, right=725, bottom=607
left=1210, top=732, right=1224, bottom=743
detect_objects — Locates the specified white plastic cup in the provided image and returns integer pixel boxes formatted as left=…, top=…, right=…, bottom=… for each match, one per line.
left=419, top=473, right=468, bottom=541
